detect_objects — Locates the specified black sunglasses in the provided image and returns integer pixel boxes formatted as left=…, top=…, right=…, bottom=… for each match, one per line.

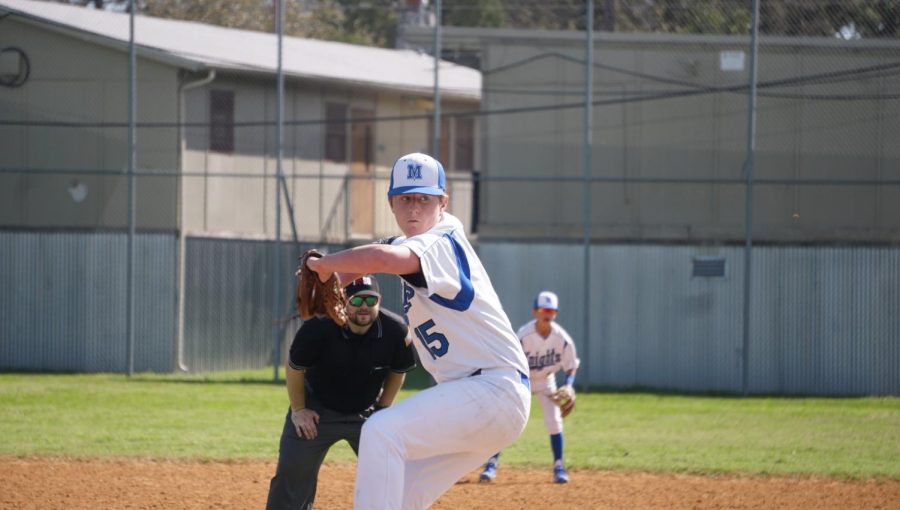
left=348, top=295, right=379, bottom=307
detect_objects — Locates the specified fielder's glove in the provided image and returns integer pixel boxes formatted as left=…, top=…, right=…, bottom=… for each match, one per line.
left=296, top=249, right=348, bottom=326
left=550, top=385, right=576, bottom=418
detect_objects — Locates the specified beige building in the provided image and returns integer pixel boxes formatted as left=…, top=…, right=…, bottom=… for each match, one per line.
left=402, top=26, right=900, bottom=243
left=0, top=0, right=481, bottom=241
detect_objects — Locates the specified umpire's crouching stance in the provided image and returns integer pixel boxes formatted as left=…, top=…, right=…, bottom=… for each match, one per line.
left=266, top=275, right=416, bottom=510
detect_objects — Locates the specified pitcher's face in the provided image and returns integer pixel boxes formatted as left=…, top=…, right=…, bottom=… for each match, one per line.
left=390, top=193, right=447, bottom=237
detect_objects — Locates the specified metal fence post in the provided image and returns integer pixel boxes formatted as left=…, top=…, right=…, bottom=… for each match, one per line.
left=741, top=0, right=761, bottom=396
left=126, top=0, right=137, bottom=377
left=432, top=0, right=442, bottom=158
left=581, top=0, right=594, bottom=392
left=272, top=0, right=285, bottom=382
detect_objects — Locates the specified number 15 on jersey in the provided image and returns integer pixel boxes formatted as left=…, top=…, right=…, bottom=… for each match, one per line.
left=414, top=319, right=449, bottom=359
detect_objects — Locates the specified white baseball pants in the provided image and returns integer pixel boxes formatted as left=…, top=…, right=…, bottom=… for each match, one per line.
left=353, top=367, right=530, bottom=510
left=532, top=376, right=564, bottom=435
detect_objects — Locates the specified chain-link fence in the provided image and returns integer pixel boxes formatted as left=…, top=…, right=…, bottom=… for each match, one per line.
left=1, top=0, right=898, bottom=395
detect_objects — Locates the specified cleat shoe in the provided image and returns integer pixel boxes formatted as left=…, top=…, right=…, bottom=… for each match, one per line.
left=553, top=465, right=569, bottom=484
left=479, top=463, right=497, bottom=482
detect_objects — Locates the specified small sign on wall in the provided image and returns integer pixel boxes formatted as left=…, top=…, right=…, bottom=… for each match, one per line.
left=692, top=256, right=727, bottom=278
left=720, top=50, right=745, bottom=72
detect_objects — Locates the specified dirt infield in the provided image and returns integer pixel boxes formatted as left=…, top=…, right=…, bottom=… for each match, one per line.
left=2, top=457, right=899, bottom=509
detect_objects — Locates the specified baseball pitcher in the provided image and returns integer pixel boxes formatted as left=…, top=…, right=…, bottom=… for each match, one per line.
left=306, top=152, right=531, bottom=509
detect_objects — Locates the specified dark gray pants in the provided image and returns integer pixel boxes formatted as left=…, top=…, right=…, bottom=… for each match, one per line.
left=265, top=407, right=365, bottom=510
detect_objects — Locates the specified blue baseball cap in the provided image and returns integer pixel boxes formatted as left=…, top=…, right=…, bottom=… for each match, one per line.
left=533, top=291, right=559, bottom=310
left=388, top=152, right=446, bottom=197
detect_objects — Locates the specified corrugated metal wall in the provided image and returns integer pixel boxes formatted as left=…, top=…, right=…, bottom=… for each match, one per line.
left=180, top=237, right=286, bottom=373
left=0, top=233, right=406, bottom=374
left=0, top=231, right=175, bottom=372
left=3, top=231, right=897, bottom=395
left=179, top=237, right=406, bottom=373
left=479, top=242, right=900, bottom=396
left=751, top=247, right=900, bottom=396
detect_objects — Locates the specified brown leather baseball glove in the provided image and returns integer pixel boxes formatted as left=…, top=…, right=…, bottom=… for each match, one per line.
left=296, top=249, right=348, bottom=326
left=550, top=385, right=576, bottom=418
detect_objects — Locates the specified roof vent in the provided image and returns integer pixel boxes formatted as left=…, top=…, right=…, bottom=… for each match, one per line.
left=692, top=256, right=726, bottom=278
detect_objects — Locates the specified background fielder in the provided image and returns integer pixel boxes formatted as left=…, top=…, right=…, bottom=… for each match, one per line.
left=480, top=290, right=580, bottom=484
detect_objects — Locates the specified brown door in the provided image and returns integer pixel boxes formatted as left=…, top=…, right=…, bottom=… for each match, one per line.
left=350, top=108, right=374, bottom=237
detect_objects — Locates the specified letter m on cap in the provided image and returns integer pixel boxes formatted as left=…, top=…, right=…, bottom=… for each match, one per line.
left=407, top=164, right=423, bottom=180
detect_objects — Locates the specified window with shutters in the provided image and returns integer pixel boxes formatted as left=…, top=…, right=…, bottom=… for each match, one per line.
left=325, top=102, right=348, bottom=162
left=428, top=116, right=475, bottom=170
left=209, top=90, right=235, bottom=153
left=455, top=117, right=475, bottom=170
left=427, top=116, right=451, bottom=167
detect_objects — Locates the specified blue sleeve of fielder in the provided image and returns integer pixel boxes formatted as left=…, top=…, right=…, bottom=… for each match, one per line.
left=565, top=373, right=576, bottom=387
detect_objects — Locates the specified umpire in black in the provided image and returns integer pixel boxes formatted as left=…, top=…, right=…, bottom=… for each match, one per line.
left=266, top=275, right=416, bottom=510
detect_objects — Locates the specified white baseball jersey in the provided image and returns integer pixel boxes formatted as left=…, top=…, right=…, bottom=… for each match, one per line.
left=518, top=319, right=580, bottom=394
left=393, top=213, right=529, bottom=384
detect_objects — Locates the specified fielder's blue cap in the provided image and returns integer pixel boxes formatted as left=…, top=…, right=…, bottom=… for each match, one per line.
left=534, top=291, right=559, bottom=310
left=388, top=152, right=446, bottom=197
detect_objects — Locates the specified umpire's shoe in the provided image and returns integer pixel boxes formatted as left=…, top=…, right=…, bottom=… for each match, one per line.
left=553, top=465, right=569, bottom=484
left=479, top=462, right=497, bottom=482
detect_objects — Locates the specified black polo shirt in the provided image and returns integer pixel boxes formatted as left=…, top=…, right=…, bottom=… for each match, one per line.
left=288, top=308, right=416, bottom=414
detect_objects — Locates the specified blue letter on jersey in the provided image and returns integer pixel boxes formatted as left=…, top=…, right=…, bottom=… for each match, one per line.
left=402, top=282, right=414, bottom=314
left=527, top=348, right=562, bottom=371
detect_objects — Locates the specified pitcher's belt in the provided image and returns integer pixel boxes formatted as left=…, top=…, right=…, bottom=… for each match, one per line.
left=470, top=367, right=530, bottom=390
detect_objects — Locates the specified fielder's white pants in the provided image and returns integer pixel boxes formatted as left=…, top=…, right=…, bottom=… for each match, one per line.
left=533, top=376, right=564, bottom=435
left=354, top=367, right=531, bottom=510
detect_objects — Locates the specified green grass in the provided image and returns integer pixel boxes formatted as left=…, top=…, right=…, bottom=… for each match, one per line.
left=1, top=370, right=898, bottom=479
left=513, top=392, right=900, bottom=478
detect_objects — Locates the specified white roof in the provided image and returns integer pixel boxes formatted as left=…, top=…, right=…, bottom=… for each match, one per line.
left=0, top=0, right=480, bottom=100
